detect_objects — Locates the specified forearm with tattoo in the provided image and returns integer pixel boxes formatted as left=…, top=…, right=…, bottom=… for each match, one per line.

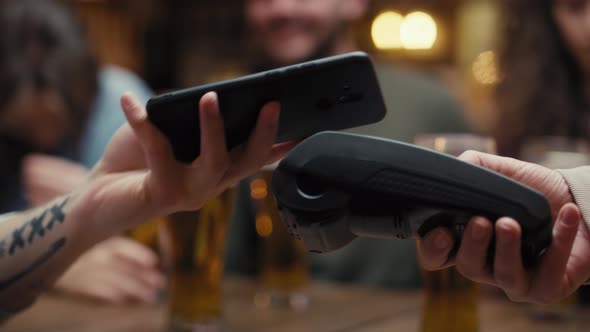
left=0, top=198, right=69, bottom=259
left=0, top=197, right=71, bottom=313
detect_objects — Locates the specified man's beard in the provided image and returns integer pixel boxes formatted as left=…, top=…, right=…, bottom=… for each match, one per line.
left=253, top=20, right=349, bottom=71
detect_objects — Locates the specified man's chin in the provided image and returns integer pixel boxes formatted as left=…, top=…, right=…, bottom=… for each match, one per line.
left=267, top=48, right=316, bottom=66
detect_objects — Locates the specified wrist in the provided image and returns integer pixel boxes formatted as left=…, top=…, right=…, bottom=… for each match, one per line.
left=557, top=167, right=590, bottom=231
left=76, top=173, right=160, bottom=241
left=557, top=172, right=575, bottom=206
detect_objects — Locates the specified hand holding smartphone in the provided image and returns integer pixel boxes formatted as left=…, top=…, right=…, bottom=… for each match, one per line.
left=147, top=52, right=386, bottom=163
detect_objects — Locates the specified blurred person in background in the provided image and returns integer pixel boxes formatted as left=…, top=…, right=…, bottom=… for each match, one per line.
left=418, top=0, right=590, bottom=303
left=0, top=0, right=163, bottom=304
left=226, top=0, right=471, bottom=288
left=494, top=0, right=590, bottom=157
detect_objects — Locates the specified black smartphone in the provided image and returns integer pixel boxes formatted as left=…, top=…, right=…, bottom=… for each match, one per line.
left=146, top=52, right=387, bottom=163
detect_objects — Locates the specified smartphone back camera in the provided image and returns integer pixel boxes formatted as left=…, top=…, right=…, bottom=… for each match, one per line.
left=316, top=84, right=364, bottom=111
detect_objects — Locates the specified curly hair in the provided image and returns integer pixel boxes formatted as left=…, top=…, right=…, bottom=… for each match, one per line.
left=494, top=0, right=587, bottom=157
left=0, top=0, right=98, bottom=144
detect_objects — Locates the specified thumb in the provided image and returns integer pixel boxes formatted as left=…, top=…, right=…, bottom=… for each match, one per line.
left=534, top=203, right=580, bottom=292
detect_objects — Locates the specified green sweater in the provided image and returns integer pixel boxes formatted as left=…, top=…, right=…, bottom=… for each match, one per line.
left=225, top=63, right=471, bottom=288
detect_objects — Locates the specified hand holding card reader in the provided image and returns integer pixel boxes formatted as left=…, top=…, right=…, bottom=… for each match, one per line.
left=271, top=132, right=553, bottom=268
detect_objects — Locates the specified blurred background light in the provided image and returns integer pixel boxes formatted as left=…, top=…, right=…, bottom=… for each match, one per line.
left=250, top=178, right=268, bottom=200
left=371, top=11, right=404, bottom=50
left=400, top=11, right=437, bottom=50
left=255, top=214, right=273, bottom=238
left=472, top=50, right=500, bottom=85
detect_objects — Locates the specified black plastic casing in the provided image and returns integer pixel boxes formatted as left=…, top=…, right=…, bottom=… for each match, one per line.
left=271, top=132, right=553, bottom=268
left=147, top=52, right=386, bottom=163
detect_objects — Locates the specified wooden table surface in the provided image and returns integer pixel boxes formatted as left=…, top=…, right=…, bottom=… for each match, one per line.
left=4, top=278, right=590, bottom=332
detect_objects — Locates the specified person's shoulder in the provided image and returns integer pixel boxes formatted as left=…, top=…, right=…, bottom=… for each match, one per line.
left=375, top=62, right=464, bottom=113
left=369, top=61, right=470, bottom=136
left=374, top=62, right=454, bottom=99
left=97, top=66, right=153, bottom=104
left=98, top=66, right=146, bottom=87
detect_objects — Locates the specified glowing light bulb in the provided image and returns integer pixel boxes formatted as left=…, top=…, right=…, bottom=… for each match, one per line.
left=372, top=11, right=404, bottom=50
left=400, top=11, right=438, bottom=50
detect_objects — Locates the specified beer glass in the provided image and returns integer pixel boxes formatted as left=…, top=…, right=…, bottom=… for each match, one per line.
left=415, top=134, right=496, bottom=332
left=127, top=218, right=161, bottom=251
left=127, top=217, right=165, bottom=303
left=250, top=168, right=309, bottom=311
left=159, top=188, right=236, bottom=331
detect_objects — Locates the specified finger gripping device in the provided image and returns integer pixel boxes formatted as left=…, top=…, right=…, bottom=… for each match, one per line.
left=271, top=132, right=553, bottom=268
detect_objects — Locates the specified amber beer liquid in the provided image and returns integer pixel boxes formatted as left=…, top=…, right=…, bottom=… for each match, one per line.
left=414, top=134, right=496, bottom=332
left=250, top=170, right=308, bottom=306
left=159, top=189, right=236, bottom=330
left=421, top=267, right=479, bottom=332
left=127, top=218, right=161, bottom=251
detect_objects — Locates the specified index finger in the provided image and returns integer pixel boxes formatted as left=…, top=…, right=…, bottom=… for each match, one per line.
left=197, top=92, right=230, bottom=172
left=222, top=101, right=280, bottom=185
left=458, top=150, right=527, bottom=179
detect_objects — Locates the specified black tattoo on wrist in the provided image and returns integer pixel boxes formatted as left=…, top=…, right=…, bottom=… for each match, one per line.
left=0, top=197, right=69, bottom=258
left=46, top=200, right=68, bottom=230
left=28, top=210, right=47, bottom=243
left=0, top=238, right=66, bottom=291
left=8, top=225, right=26, bottom=256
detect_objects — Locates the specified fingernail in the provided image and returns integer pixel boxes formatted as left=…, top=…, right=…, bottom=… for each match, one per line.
left=434, top=230, right=451, bottom=250
left=498, top=220, right=512, bottom=233
left=471, top=219, right=488, bottom=241
left=120, top=93, right=134, bottom=107
left=562, top=215, right=578, bottom=227
left=496, top=220, right=516, bottom=244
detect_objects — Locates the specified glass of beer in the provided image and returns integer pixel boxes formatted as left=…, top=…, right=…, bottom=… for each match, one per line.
left=250, top=167, right=309, bottom=311
left=158, top=188, right=237, bottom=332
left=127, top=218, right=161, bottom=252
left=127, top=218, right=166, bottom=303
left=415, top=134, right=496, bottom=332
